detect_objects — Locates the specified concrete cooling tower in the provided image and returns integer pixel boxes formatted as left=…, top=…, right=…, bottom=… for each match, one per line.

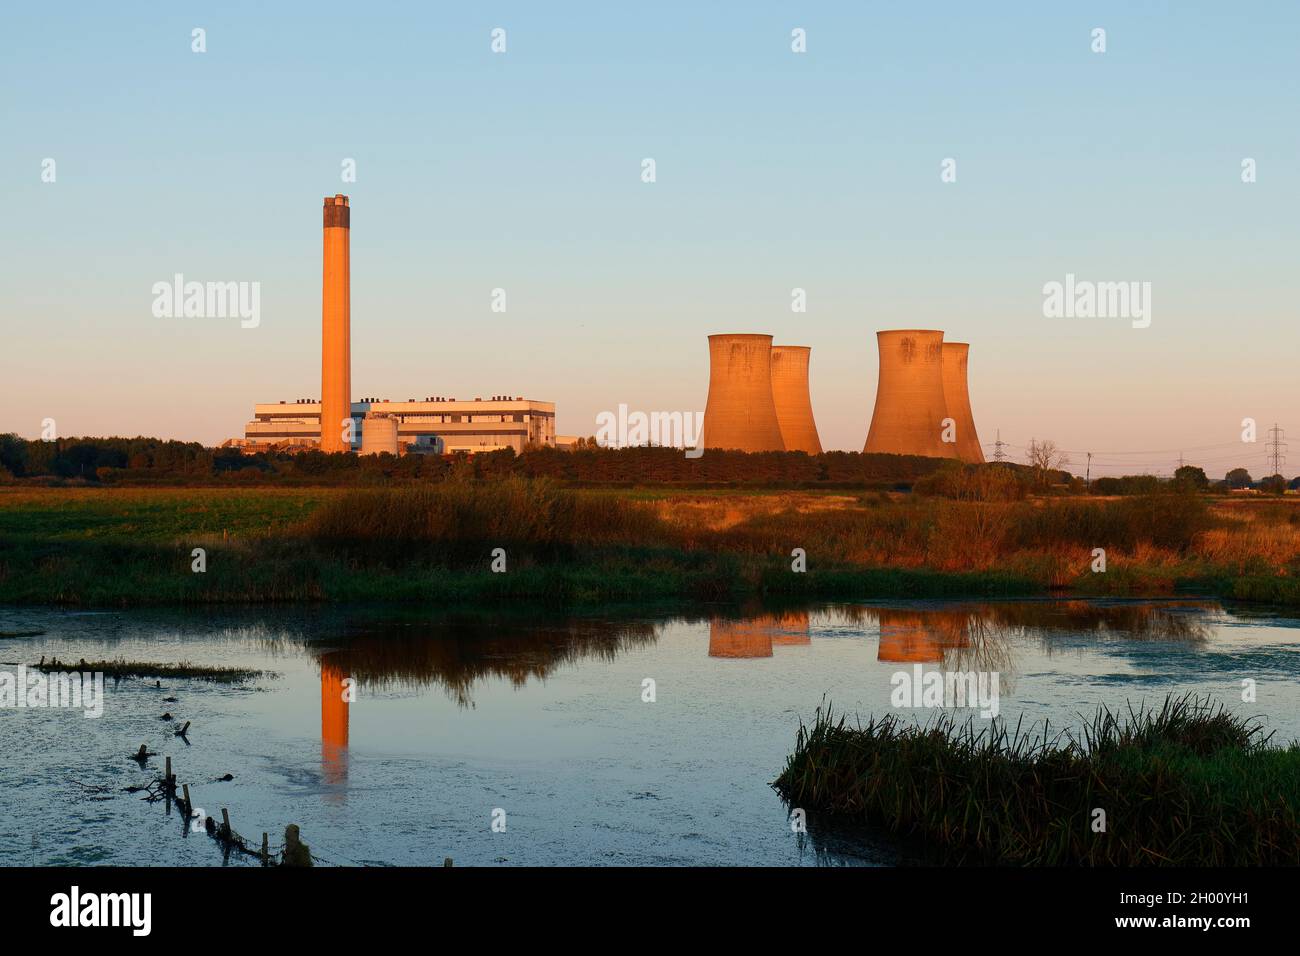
left=700, top=334, right=785, bottom=452
left=941, top=342, right=985, bottom=464
left=770, top=346, right=823, bottom=454
left=863, top=330, right=959, bottom=459
left=320, top=195, right=352, bottom=453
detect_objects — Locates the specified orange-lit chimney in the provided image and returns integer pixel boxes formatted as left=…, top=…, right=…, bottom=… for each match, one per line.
left=321, top=195, right=351, bottom=453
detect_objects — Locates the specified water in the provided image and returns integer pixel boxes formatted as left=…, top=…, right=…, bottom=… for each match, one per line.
left=1, top=599, right=1297, bottom=866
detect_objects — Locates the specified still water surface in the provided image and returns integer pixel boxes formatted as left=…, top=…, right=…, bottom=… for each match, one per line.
left=1, top=599, right=1297, bottom=866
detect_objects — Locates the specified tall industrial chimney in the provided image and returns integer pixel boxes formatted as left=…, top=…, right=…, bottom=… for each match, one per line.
left=320, top=195, right=351, bottom=453
left=941, top=342, right=985, bottom=463
left=863, top=329, right=959, bottom=459
left=700, top=334, right=785, bottom=452
left=770, top=346, right=823, bottom=454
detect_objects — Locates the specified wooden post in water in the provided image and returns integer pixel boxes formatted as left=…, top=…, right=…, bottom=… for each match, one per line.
left=182, top=784, right=192, bottom=817
left=221, top=808, right=231, bottom=841
left=261, top=832, right=269, bottom=864
left=165, top=757, right=173, bottom=785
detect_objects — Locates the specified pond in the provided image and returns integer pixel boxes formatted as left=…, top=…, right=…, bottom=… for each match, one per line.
left=1, top=598, right=1297, bottom=866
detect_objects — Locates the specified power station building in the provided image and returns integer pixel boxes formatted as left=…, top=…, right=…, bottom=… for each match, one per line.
left=238, top=395, right=557, bottom=454
left=228, top=195, right=558, bottom=455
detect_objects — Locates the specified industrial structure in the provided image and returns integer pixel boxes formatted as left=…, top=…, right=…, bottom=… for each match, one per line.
left=863, top=330, right=961, bottom=460
left=940, top=342, right=985, bottom=463
left=358, top=413, right=399, bottom=456
left=320, top=195, right=351, bottom=453
left=237, top=396, right=556, bottom=454
left=700, top=334, right=786, bottom=452
left=228, top=196, right=557, bottom=455
left=770, top=346, right=823, bottom=454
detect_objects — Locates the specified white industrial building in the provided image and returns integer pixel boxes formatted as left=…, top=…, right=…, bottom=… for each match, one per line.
left=231, top=395, right=557, bottom=455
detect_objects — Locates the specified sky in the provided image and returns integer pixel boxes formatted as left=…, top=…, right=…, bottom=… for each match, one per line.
left=3, top=1, right=1297, bottom=477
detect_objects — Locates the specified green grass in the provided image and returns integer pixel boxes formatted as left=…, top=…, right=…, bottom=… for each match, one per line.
left=1, top=481, right=1297, bottom=607
left=0, top=487, right=337, bottom=542
left=773, top=693, right=1300, bottom=865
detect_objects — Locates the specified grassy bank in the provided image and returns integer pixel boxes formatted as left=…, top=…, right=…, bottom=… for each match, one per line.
left=773, top=694, right=1300, bottom=865
left=1, top=481, right=1298, bottom=606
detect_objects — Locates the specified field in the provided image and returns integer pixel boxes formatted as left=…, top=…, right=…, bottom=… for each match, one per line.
left=1, top=483, right=1299, bottom=606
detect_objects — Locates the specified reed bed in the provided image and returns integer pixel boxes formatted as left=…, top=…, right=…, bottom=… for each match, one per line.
left=773, top=693, right=1300, bottom=865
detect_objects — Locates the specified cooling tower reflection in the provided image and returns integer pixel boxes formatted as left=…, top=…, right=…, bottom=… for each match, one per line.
left=709, top=611, right=812, bottom=657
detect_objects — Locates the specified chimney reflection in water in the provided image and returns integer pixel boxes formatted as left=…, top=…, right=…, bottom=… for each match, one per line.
left=320, top=652, right=350, bottom=791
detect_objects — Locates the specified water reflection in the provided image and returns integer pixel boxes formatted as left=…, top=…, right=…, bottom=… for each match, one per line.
left=300, top=599, right=1220, bottom=708
left=320, top=652, right=349, bottom=792
left=310, top=615, right=660, bottom=707
left=3, top=596, right=1289, bottom=868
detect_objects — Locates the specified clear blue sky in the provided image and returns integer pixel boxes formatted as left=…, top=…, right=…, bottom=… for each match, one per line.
left=3, top=1, right=1297, bottom=476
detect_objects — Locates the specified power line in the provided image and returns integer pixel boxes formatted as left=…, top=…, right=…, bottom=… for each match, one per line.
left=978, top=434, right=1288, bottom=479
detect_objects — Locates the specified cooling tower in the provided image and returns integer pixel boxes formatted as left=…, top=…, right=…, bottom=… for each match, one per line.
left=941, top=342, right=985, bottom=463
left=770, top=346, right=823, bottom=454
left=320, top=195, right=351, bottom=453
left=700, top=334, right=785, bottom=452
left=359, top=414, right=399, bottom=456
left=863, top=330, right=959, bottom=459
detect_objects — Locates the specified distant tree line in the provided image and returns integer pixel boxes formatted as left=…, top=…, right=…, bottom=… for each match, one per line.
left=1091, top=465, right=1300, bottom=496
left=0, top=435, right=946, bottom=488
left=3, top=434, right=1296, bottom=494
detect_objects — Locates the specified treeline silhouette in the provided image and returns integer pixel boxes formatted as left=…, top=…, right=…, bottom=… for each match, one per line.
left=0, top=434, right=946, bottom=488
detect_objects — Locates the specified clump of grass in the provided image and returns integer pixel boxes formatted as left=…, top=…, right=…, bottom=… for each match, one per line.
left=773, top=693, right=1300, bottom=865
left=32, top=656, right=268, bottom=683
